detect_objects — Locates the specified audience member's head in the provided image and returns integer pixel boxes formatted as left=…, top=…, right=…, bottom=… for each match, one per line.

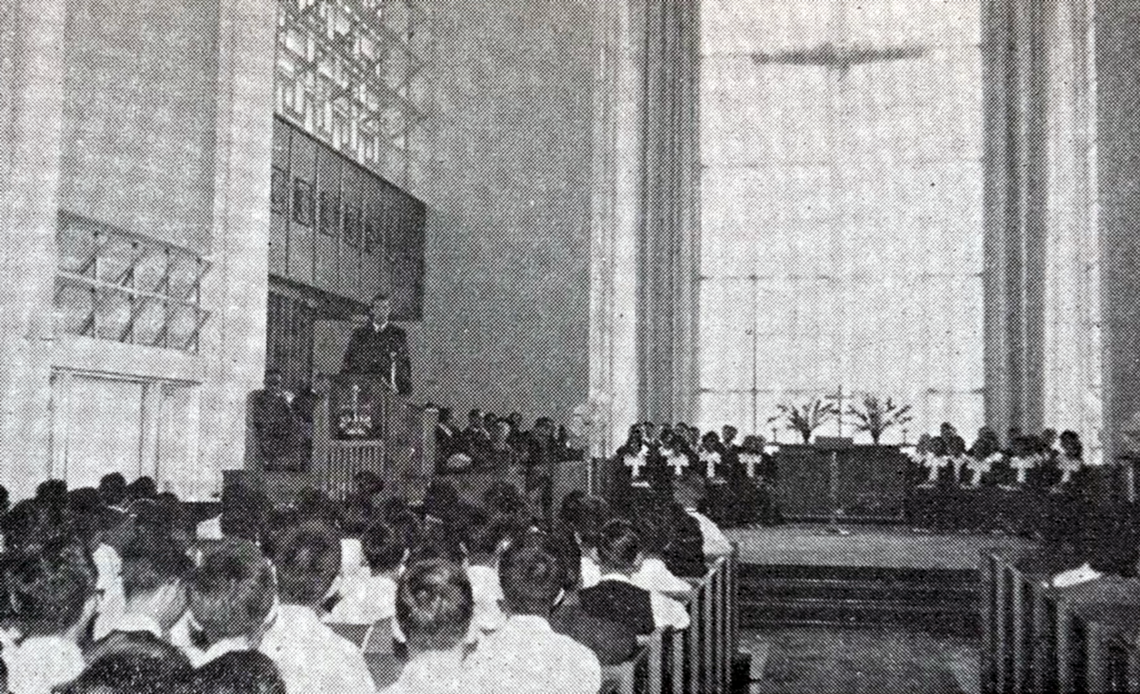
left=353, top=470, right=384, bottom=500
left=127, top=477, right=158, bottom=502
left=120, top=535, right=194, bottom=631
left=270, top=521, right=341, bottom=607
left=468, top=409, right=483, bottom=429
left=571, top=495, right=611, bottom=553
left=1060, top=430, right=1083, bottom=459
left=191, top=650, right=287, bottom=694
left=220, top=484, right=267, bottom=543
left=633, top=503, right=672, bottom=558
left=395, top=559, right=473, bottom=655
left=99, top=473, right=129, bottom=508
left=5, top=538, right=98, bottom=639
left=721, top=425, right=738, bottom=445
left=468, top=513, right=526, bottom=564
left=360, top=520, right=407, bottom=575
left=188, top=539, right=275, bottom=645
left=498, top=532, right=566, bottom=617
left=483, top=480, right=524, bottom=517
left=58, top=652, right=190, bottom=694
left=596, top=518, right=641, bottom=574
left=83, top=631, right=192, bottom=681
left=36, top=479, right=69, bottom=506
left=337, top=494, right=373, bottom=539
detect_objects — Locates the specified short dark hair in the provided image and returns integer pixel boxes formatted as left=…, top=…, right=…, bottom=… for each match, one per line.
left=189, top=539, right=275, bottom=641
left=83, top=632, right=191, bottom=679
left=633, top=503, right=672, bottom=556
left=361, top=520, right=406, bottom=574
left=571, top=496, right=610, bottom=550
left=270, top=521, right=341, bottom=605
left=127, top=476, right=158, bottom=501
left=395, top=559, right=473, bottom=653
left=499, top=532, right=566, bottom=615
left=596, top=518, right=640, bottom=570
left=5, top=539, right=96, bottom=636
left=120, top=536, right=193, bottom=600
left=469, top=513, right=526, bottom=559
left=99, top=473, right=129, bottom=507
left=191, top=650, right=286, bottom=694
left=371, top=292, right=391, bottom=303
left=59, top=652, right=190, bottom=694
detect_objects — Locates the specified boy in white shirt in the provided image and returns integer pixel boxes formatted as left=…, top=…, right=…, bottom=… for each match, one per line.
left=171, top=538, right=276, bottom=667
left=92, top=535, right=192, bottom=641
left=325, top=519, right=406, bottom=625
left=380, top=559, right=472, bottom=694
left=259, top=520, right=376, bottom=694
left=5, top=540, right=99, bottom=694
left=465, top=533, right=602, bottom=694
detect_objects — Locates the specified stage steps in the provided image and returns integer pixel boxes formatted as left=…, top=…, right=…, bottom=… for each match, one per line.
left=739, top=563, right=981, bottom=636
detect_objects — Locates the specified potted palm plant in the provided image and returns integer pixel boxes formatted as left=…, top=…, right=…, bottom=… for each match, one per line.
left=769, top=399, right=839, bottom=444
left=846, top=395, right=913, bottom=445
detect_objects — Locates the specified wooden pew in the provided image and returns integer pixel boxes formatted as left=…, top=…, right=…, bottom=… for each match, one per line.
left=599, top=544, right=740, bottom=694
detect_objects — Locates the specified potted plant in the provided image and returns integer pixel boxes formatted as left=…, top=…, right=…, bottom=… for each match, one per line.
left=846, top=395, right=913, bottom=445
left=769, top=398, right=839, bottom=444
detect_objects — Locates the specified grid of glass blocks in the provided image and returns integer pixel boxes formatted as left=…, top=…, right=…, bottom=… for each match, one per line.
left=275, top=0, right=434, bottom=194
left=55, top=212, right=212, bottom=354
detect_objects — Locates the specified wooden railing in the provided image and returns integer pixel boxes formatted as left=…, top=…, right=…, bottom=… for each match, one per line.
left=602, top=545, right=740, bottom=694
left=982, top=549, right=1140, bottom=693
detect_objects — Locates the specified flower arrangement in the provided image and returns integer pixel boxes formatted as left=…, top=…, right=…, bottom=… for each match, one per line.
left=769, top=398, right=839, bottom=444
left=846, top=395, right=913, bottom=445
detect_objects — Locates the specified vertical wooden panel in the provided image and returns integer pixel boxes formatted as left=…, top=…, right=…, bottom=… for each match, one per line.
left=314, top=146, right=342, bottom=292
left=269, top=119, right=292, bottom=276
left=340, top=162, right=363, bottom=298
left=288, top=132, right=317, bottom=283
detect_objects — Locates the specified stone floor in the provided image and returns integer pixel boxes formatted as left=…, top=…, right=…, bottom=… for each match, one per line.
left=742, top=627, right=979, bottom=694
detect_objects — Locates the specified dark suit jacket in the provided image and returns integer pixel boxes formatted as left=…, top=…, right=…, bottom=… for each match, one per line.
left=579, top=579, right=655, bottom=635
left=551, top=596, right=638, bottom=665
left=340, top=323, right=412, bottom=395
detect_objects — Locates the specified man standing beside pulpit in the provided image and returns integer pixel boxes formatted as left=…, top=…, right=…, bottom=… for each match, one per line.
left=340, top=293, right=412, bottom=395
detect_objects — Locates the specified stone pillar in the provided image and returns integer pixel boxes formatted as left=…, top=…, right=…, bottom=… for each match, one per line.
left=1041, top=0, right=1102, bottom=463
left=195, top=0, right=277, bottom=498
left=0, top=0, right=68, bottom=498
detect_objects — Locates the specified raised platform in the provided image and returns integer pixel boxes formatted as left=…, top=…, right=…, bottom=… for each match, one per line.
left=729, top=524, right=1035, bottom=636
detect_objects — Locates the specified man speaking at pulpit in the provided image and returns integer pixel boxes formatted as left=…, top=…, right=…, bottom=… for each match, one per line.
left=340, top=293, right=413, bottom=395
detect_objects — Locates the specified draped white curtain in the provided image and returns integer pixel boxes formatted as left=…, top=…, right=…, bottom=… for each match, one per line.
left=699, top=0, right=985, bottom=442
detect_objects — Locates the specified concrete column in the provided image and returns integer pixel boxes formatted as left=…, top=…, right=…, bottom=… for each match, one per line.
left=0, top=0, right=68, bottom=498
left=195, top=0, right=277, bottom=498
left=589, top=0, right=643, bottom=457
left=1042, top=0, right=1103, bottom=463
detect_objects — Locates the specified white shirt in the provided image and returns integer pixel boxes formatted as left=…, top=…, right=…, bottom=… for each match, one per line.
left=380, top=651, right=465, bottom=694
left=197, top=514, right=223, bottom=540
left=324, top=573, right=397, bottom=625
left=94, top=611, right=164, bottom=640
left=465, top=615, right=601, bottom=694
left=597, top=572, right=690, bottom=630
left=6, top=635, right=86, bottom=694
left=260, top=603, right=377, bottom=693
left=467, top=564, right=506, bottom=633
left=341, top=537, right=369, bottom=579
left=632, top=557, right=692, bottom=595
left=580, top=554, right=601, bottom=588
left=93, top=543, right=125, bottom=636
left=686, top=509, right=731, bottom=557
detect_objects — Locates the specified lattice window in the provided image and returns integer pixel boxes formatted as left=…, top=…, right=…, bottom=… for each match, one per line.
left=55, top=212, right=212, bottom=353
left=274, top=0, right=434, bottom=194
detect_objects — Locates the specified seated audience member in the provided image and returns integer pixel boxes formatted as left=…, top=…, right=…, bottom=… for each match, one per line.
left=259, top=521, right=375, bottom=694
left=466, top=514, right=527, bottom=634
left=84, top=630, right=192, bottom=677
left=5, top=540, right=100, bottom=694
left=126, top=477, right=158, bottom=504
left=172, top=539, right=276, bottom=667
left=630, top=502, right=691, bottom=594
left=548, top=530, right=638, bottom=666
left=674, top=480, right=731, bottom=557
left=191, top=650, right=287, bottom=694
left=579, top=519, right=690, bottom=634
left=92, top=535, right=193, bottom=641
left=466, top=533, right=602, bottom=694
left=325, top=519, right=406, bottom=625
left=567, top=495, right=610, bottom=588
left=338, top=494, right=374, bottom=580
left=381, top=559, right=473, bottom=694
left=57, top=651, right=190, bottom=694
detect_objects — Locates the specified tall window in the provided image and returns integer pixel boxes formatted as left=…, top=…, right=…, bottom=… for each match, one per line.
left=700, top=0, right=984, bottom=442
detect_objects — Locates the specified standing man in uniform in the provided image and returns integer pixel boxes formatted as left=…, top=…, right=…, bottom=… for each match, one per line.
left=340, top=293, right=412, bottom=395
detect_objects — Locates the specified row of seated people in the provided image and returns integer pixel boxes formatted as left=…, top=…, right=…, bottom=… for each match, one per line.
left=0, top=468, right=732, bottom=694
left=433, top=408, right=585, bottom=473
left=908, top=425, right=1092, bottom=489
left=613, top=423, right=781, bottom=528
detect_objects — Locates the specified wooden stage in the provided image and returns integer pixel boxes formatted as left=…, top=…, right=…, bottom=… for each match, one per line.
left=730, top=523, right=1035, bottom=636
left=727, top=524, right=1034, bottom=570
